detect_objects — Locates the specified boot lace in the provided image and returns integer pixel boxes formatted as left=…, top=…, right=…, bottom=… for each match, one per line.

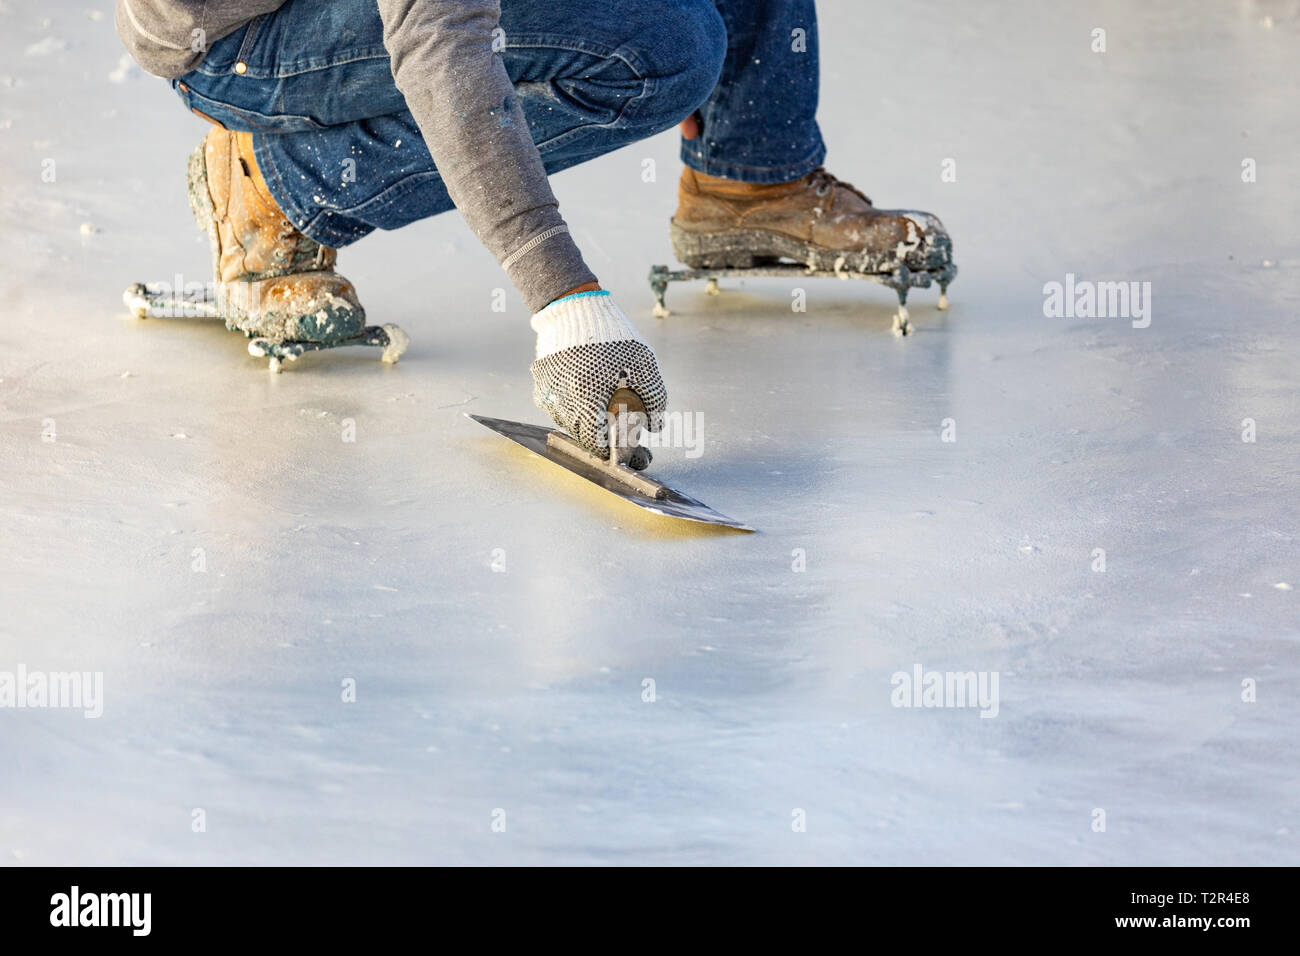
left=808, top=167, right=872, bottom=206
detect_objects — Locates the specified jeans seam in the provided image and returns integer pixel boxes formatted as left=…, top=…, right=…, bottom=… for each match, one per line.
left=181, top=85, right=328, bottom=132
left=301, top=211, right=372, bottom=246
left=684, top=146, right=824, bottom=174
left=502, top=35, right=651, bottom=77
left=197, top=49, right=391, bottom=79
left=255, top=48, right=392, bottom=79
left=233, top=15, right=266, bottom=69
left=681, top=150, right=826, bottom=181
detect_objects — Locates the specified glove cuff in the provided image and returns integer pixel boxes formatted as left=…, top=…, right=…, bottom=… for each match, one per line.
left=530, top=290, right=645, bottom=360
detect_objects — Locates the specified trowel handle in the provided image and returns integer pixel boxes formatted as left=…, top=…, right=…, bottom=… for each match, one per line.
left=606, top=386, right=649, bottom=466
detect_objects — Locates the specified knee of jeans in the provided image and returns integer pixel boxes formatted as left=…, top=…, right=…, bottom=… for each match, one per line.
left=637, top=0, right=726, bottom=120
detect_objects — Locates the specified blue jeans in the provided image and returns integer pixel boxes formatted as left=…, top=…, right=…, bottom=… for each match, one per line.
left=174, top=0, right=825, bottom=249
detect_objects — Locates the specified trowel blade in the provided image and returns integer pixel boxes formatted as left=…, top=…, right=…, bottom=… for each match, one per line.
left=467, top=414, right=755, bottom=532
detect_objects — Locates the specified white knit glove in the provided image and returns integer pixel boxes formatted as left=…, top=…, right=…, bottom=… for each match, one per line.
left=530, top=291, right=667, bottom=467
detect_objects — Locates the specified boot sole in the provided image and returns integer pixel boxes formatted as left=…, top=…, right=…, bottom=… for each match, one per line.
left=670, top=220, right=950, bottom=276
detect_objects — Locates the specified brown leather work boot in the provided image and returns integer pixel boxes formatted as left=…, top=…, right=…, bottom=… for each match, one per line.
left=187, top=128, right=366, bottom=343
left=670, top=167, right=953, bottom=278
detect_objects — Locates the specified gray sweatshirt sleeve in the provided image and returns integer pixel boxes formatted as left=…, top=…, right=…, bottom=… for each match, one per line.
left=376, top=0, right=596, bottom=312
